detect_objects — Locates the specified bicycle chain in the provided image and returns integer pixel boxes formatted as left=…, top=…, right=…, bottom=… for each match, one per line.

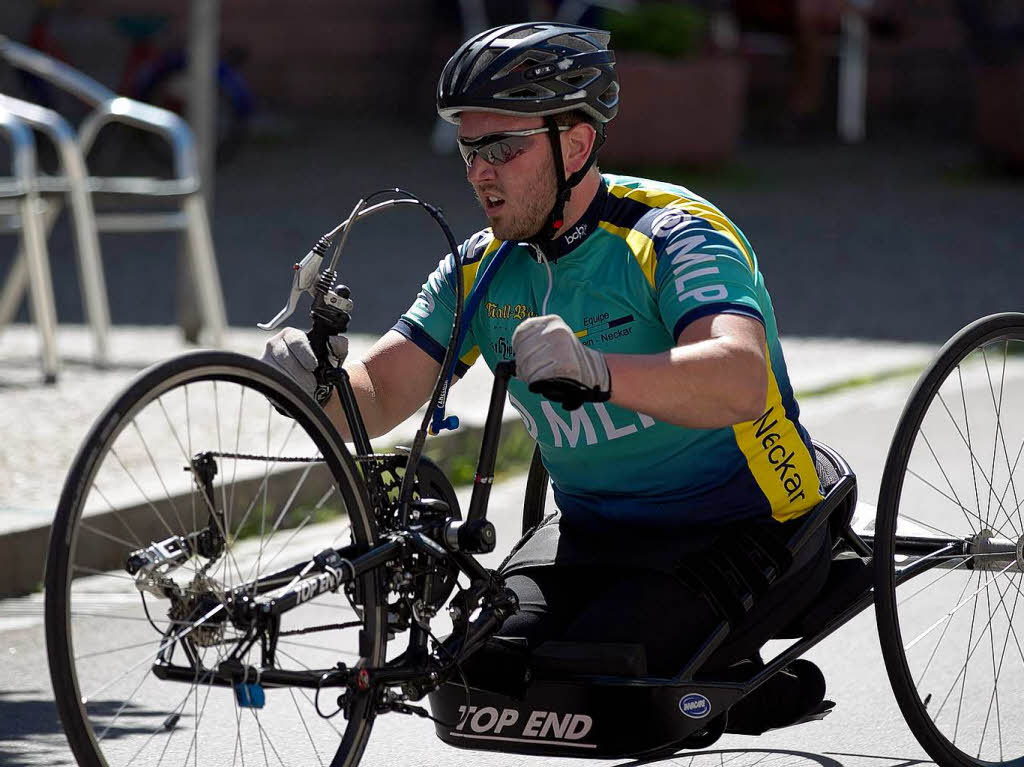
left=205, top=451, right=409, bottom=464
left=278, top=620, right=363, bottom=637
left=207, top=451, right=324, bottom=463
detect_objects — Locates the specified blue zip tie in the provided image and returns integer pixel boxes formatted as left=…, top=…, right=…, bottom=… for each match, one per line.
left=234, top=681, right=265, bottom=709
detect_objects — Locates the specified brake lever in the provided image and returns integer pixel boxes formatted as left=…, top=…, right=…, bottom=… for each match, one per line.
left=257, top=237, right=331, bottom=330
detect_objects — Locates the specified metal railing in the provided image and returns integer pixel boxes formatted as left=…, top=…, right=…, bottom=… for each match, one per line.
left=0, top=93, right=110, bottom=366
left=0, top=108, right=59, bottom=380
left=0, top=35, right=227, bottom=379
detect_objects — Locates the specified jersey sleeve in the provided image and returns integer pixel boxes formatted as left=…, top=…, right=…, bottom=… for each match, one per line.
left=391, top=243, right=481, bottom=378
left=652, top=212, right=765, bottom=342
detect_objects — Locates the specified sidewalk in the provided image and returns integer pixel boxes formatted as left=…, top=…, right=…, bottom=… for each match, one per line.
left=0, top=323, right=936, bottom=595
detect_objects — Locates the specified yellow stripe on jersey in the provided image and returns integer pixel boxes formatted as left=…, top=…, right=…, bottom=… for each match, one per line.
left=732, top=346, right=823, bottom=522
left=597, top=221, right=657, bottom=288
left=676, top=202, right=755, bottom=274
left=605, top=182, right=756, bottom=276
left=459, top=235, right=501, bottom=295
left=455, top=235, right=502, bottom=369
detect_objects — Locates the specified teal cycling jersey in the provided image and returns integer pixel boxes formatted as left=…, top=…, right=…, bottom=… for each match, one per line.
left=393, top=174, right=823, bottom=529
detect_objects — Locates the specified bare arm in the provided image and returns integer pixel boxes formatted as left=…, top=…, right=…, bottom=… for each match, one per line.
left=604, top=313, right=768, bottom=429
left=323, top=330, right=445, bottom=440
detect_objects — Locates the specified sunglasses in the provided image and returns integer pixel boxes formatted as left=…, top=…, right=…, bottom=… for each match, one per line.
left=457, top=126, right=570, bottom=168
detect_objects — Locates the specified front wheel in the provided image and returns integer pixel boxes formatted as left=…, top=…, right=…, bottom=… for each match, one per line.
left=45, top=351, right=385, bottom=767
left=875, top=313, right=1024, bottom=766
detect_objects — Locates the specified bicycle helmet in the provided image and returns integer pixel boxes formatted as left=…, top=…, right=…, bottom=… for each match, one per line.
left=437, top=23, right=619, bottom=244
left=437, top=22, right=619, bottom=125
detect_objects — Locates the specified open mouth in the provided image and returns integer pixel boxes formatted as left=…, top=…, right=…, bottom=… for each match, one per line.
left=482, top=194, right=505, bottom=213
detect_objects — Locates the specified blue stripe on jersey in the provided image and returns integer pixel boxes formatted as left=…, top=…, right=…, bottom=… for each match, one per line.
left=391, top=319, right=471, bottom=377
left=671, top=302, right=766, bottom=343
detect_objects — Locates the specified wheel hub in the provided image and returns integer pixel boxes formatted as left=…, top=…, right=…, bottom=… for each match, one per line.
left=968, top=529, right=1024, bottom=573
left=167, top=574, right=228, bottom=647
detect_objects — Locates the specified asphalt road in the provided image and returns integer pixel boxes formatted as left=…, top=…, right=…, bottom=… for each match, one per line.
left=4, top=347, right=1023, bottom=767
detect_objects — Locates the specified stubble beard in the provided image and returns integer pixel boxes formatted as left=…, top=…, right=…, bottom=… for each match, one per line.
left=479, top=165, right=557, bottom=242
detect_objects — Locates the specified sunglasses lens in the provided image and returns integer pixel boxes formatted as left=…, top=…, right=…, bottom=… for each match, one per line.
left=458, top=143, right=477, bottom=167
left=459, top=134, right=532, bottom=167
left=482, top=139, right=522, bottom=165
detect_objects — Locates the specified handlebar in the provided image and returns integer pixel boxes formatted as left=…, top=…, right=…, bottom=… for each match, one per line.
left=495, top=359, right=606, bottom=412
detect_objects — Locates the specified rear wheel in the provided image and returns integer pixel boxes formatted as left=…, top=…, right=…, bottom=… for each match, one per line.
left=45, top=351, right=385, bottom=767
left=875, top=313, right=1024, bottom=766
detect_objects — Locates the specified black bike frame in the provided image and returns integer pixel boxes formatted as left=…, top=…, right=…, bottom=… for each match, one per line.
left=152, top=352, right=977, bottom=702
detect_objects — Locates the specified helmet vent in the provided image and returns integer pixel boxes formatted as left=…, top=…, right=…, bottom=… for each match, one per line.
left=598, top=82, right=620, bottom=108
left=492, top=53, right=556, bottom=81
left=548, top=33, right=591, bottom=52
left=467, top=50, right=501, bottom=84
left=558, top=70, right=597, bottom=88
left=437, top=23, right=619, bottom=124
left=499, top=84, right=556, bottom=100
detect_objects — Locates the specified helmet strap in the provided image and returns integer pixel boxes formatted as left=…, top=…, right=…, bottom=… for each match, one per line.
left=529, top=117, right=606, bottom=246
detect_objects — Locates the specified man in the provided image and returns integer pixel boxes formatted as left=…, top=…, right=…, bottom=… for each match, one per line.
left=264, top=22, right=830, bottom=732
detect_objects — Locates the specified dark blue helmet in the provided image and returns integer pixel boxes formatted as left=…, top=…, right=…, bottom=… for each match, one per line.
left=437, top=22, right=619, bottom=125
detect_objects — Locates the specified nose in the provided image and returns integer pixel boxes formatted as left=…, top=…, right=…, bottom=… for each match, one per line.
left=466, top=154, right=495, bottom=184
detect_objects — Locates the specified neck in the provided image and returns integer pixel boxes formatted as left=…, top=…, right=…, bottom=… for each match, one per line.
left=552, top=169, right=601, bottom=238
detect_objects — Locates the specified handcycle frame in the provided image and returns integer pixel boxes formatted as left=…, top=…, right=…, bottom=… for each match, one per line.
left=46, top=183, right=1023, bottom=766
left=134, top=353, right=973, bottom=760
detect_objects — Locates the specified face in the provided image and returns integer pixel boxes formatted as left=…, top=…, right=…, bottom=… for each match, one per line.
left=458, top=112, right=558, bottom=241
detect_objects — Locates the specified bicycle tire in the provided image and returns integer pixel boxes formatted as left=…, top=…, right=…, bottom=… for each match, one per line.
left=45, top=350, right=386, bottom=767
left=874, top=312, right=1024, bottom=767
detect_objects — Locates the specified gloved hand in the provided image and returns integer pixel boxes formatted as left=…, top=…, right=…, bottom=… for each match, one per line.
left=512, top=314, right=611, bottom=408
left=261, top=328, right=349, bottom=403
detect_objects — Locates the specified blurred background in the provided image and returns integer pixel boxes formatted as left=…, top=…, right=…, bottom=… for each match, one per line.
left=0, top=0, right=1021, bottom=349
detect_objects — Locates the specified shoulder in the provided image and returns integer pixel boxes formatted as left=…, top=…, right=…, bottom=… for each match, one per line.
left=460, top=228, right=498, bottom=265
left=600, top=174, right=756, bottom=275
left=601, top=174, right=729, bottom=238
left=432, top=228, right=502, bottom=278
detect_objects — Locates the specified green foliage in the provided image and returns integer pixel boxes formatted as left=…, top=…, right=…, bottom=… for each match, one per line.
left=602, top=2, right=708, bottom=59
left=233, top=501, right=344, bottom=541
left=421, top=420, right=537, bottom=487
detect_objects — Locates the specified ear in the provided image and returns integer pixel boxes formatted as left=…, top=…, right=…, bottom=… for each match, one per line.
left=561, top=123, right=597, bottom=175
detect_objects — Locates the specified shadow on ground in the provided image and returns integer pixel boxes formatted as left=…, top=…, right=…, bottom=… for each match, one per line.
left=0, top=690, right=69, bottom=767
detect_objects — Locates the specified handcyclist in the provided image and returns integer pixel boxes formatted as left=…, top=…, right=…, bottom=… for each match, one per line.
left=263, top=22, right=832, bottom=733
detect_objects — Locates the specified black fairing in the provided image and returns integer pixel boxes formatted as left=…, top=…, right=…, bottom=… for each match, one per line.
left=428, top=676, right=740, bottom=758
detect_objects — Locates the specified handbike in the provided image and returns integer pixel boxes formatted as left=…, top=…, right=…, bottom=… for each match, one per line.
left=44, top=191, right=1024, bottom=767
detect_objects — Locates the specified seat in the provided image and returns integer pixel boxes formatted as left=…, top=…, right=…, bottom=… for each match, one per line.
left=518, top=439, right=867, bottom=647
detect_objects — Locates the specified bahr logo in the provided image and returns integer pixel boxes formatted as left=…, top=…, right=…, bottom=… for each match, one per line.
left=563, top=223, right=588, bottom=245
left=679, top=693, right=711, bottom=719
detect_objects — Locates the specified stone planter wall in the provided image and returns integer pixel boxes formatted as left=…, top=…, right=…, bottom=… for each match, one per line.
left=601, top=54, right=748, bottom=167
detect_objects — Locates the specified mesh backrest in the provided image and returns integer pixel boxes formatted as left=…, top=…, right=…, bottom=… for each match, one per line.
left=813, top=446, right=841, bottom=491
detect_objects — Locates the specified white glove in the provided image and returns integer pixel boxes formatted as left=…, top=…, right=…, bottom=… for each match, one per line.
left=512, top=315, right=611, bottom=406
left=260, top=328, right=348, bottom=402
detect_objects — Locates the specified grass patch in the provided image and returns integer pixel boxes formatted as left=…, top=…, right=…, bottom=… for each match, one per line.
left=233, top=502, right=344, bottom=541
left=795, top=363, right=926, bottom=399
left=226, top=422, right=537, bottom=544
left=420, top=419, right=536, bottom=487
